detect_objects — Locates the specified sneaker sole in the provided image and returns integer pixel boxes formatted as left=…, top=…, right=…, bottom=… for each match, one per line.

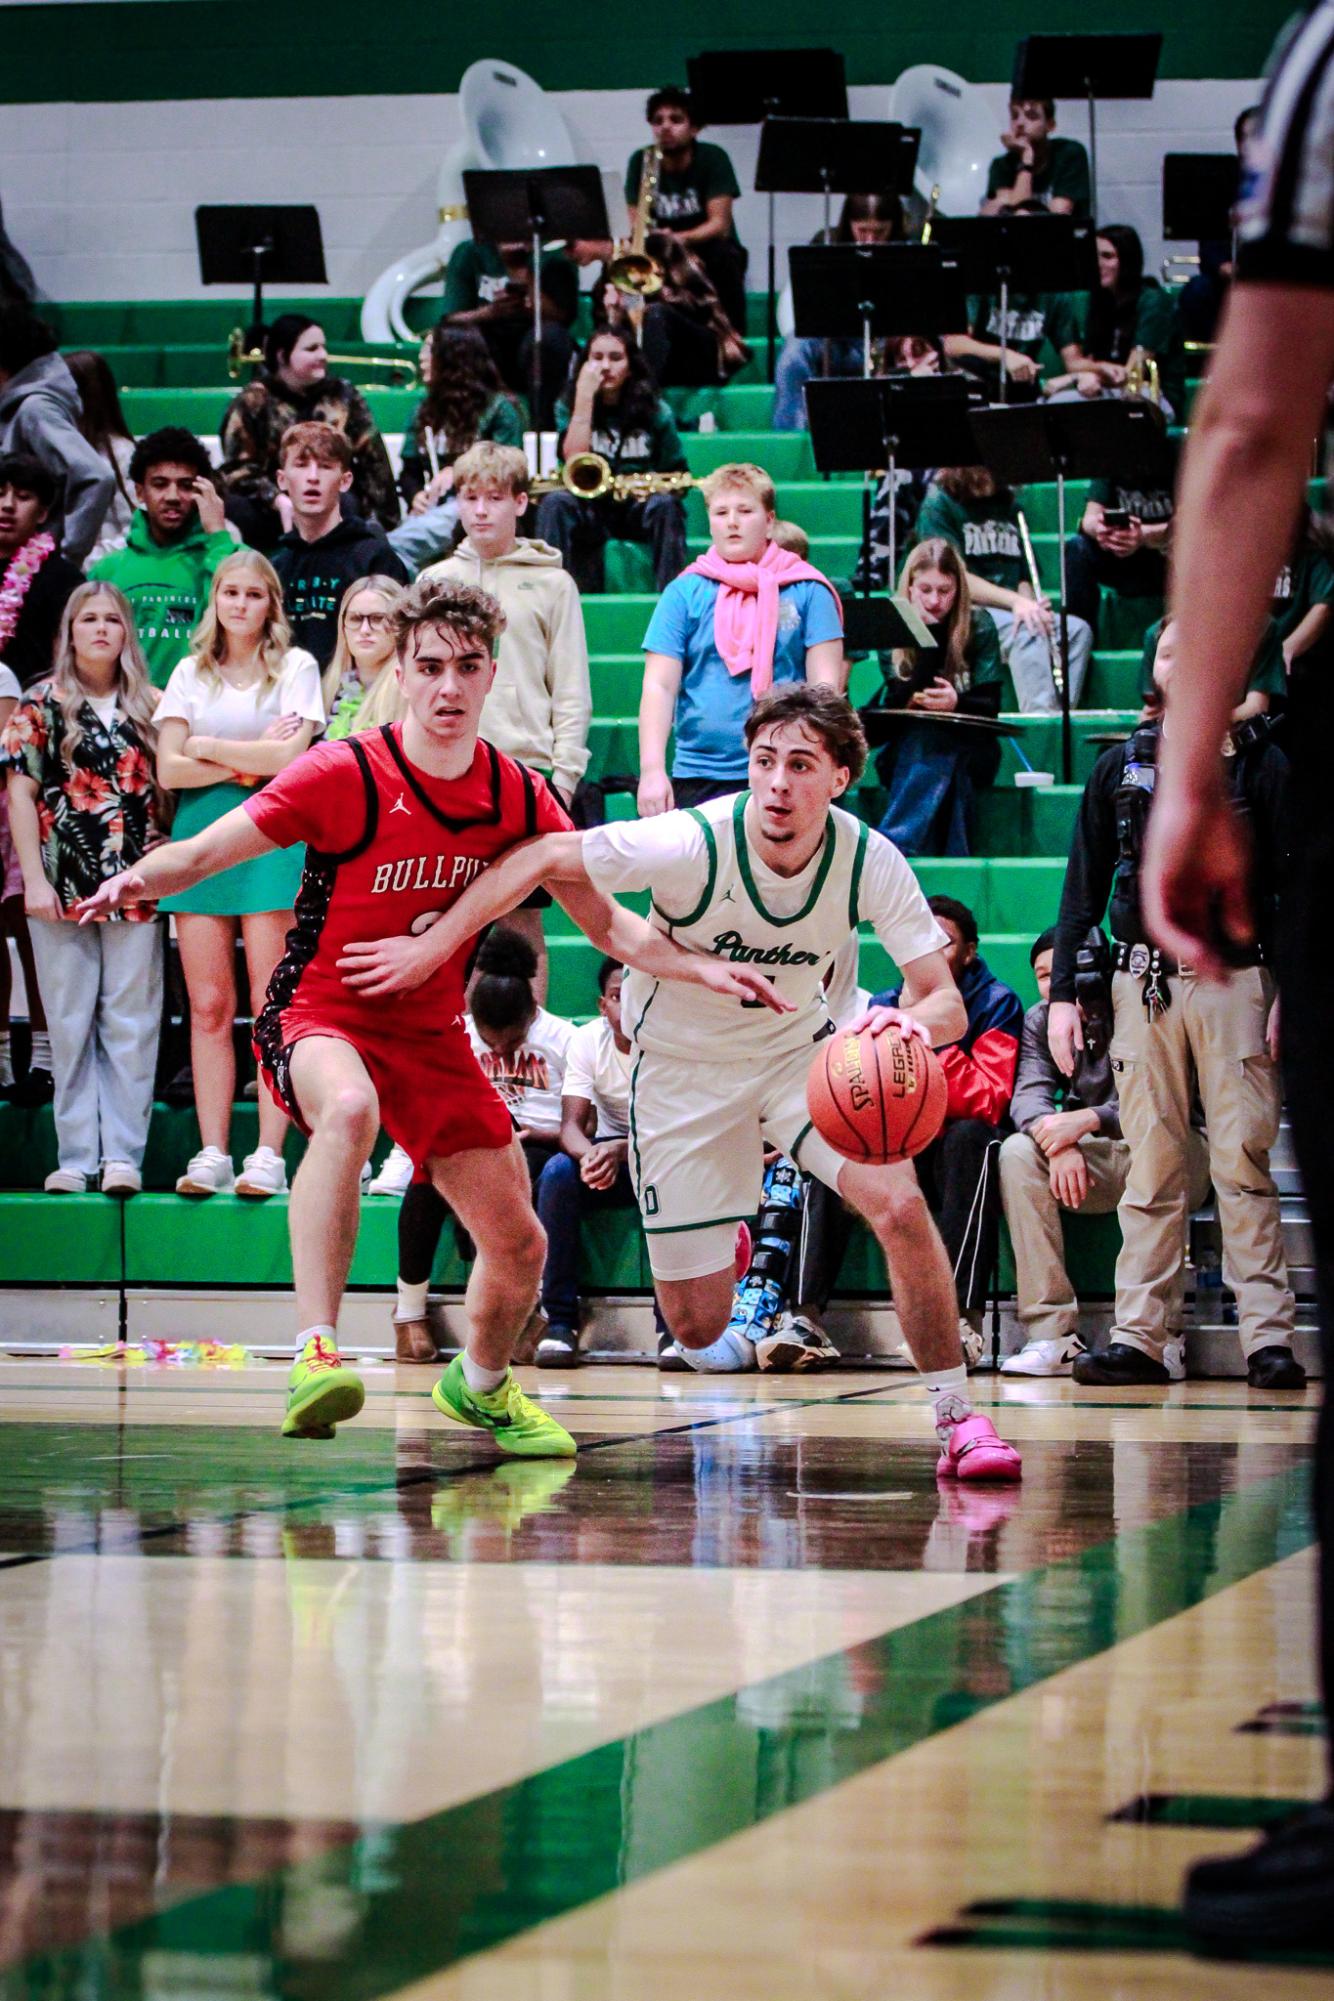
left=175, top=1182, right=227, bottom=1198
left=999, top=1357, right=1077, bottom=1378
left=430, top=1379, right=577, bottom=1458
left=535, top=1345, right=578, bottom=1369
left=756, top=1338, right=821, bottom=1373
left=282, top=1374, right=365, bottom=1438
left=235, top=1184, right=285, bottom=1200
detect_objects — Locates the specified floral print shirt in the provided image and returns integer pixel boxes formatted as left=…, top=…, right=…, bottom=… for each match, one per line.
left=2, top=683, right=165, bottom=918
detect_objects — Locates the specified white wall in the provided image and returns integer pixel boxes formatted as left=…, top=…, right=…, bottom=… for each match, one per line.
left=0, top=77, right=1262, bottom=307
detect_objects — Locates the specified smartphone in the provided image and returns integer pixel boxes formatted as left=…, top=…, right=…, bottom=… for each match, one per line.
left=1103, top=508, right=1131, bottom=530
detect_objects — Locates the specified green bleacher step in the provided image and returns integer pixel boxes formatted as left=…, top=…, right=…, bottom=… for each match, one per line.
left=0, top=1192, right=123, bottom=1284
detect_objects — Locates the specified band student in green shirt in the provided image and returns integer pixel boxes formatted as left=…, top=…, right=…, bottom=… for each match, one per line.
left=945, top=287, right=1086, bottom=398
left=983, top=97, right=1091, bottom=217
left=623, top=86, right=748, bottom=336
left=439, top=236, right=579, bottom=430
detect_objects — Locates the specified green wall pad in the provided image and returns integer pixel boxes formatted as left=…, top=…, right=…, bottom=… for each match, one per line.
left=0, top=1193, right=123, bottom=1284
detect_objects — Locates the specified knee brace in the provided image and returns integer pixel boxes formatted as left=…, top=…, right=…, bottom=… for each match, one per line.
left=727, top=1157, right=805, bottom=1341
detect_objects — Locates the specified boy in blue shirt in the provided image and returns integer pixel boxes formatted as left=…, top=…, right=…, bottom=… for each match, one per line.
left=637, top=462, right=844, bottom=813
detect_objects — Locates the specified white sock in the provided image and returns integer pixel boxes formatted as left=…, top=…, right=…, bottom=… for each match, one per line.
left=395, top=1278, right=429, bottom=1323
left=29, top=1030, right=51, bottom=1071
left=462, top=1353, right=507, bottom=1394
left=0, top=1031, right=11, bottom=1087
left=924, top=1363, right=973, bottom=1444
left=296, top=1322, right=337, bottom=1356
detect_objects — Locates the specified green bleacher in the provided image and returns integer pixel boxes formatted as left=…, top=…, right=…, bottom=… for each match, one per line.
left=7, top=295, right=1184, bottom=1308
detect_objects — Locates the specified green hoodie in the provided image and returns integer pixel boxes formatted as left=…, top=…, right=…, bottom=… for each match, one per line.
left=88, top=510, right=236, bottom=689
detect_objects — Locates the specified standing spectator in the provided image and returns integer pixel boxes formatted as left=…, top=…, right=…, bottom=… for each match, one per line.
left=624, top=87, right=749, bottom=335
left=155, top=551, right=323, bottom=1199
left=219, top=315, right=399, bottom=547
left=873, top=538, right=1003, bottom=857
left=88, top=428, right=235, bottom=689
left=64, top=351, right=137, bottom=563
left=2, top=583, right=167, bottom=1193
left=982, top=96, right=1090, bottom=216
left=0, top=306, right=116, bottom=564
left=0, top=453, right=83, bottom=689
left=536, top=330, right=689, bottom=595
left=874, top=895, right=1023, bottom=1366
left=915, top=466, right=1092, bottom=710
left=321, top=576, right=405, bottom=741
left=269, top=423, right=408, bottom=671
left=0, top=655, right=50, bottom=1100
left=389, top=327, right=523, bottom=575
left=771, top=193, right=903, bottom=430
left=439, top=238, right=578, bottom=432
left=638, top=462, right=843, bottom=814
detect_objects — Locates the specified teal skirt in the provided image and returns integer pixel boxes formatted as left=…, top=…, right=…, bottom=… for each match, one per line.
left=160, top=782, right=305, bottom=916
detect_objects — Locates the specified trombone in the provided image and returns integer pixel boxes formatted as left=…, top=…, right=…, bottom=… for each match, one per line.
left=226, top=329, right=418, bottom=385
left=531, top=452, right=696, bottom=503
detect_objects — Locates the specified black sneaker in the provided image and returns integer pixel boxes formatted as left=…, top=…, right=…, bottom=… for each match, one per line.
left=535, top=1325, right=579, bottom=1369
left=1246, top=1345, right=1308, bottom=1391
left=8, top=1066, right=53, bottom=1108
left=657, top=1331, right=688, bottom=1372
left=1183, top=1801, right=1334, bottom=1951
left=1072, top=1341, right=1171, bottom=1387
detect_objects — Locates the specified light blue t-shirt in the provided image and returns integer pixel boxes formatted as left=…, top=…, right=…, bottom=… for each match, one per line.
left=643, top=572, right=843, bottom=779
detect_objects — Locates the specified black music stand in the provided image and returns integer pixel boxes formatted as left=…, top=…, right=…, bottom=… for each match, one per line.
left=1012, top=33, right=1162, bottom=217
left=970, top=398, right=1172, bottom=781
left=756, top=119, right=920, bottom=380
left=464, top=167, right=608, bottom=433
left=932, top=215, right=1097, bottom=401
left=807, top=373, right=981, bottom=588
left=790, top=244, right=968, bottom=373
left=843, top=597, right=935, bottom=655
left=685, top=49, right=848, bottom=124
left=195, top=205, right=325, bottom=349
left=1163, top=153, right=1239, bottom=242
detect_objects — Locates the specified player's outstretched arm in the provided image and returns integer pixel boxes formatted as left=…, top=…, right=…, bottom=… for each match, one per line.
left=73, top=806, right=276, bottom=921
left=552, top=877, right=793, bottom=1013
left=849, top=948, right=966, bottom=1048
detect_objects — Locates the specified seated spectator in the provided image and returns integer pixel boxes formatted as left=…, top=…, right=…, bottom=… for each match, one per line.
left=270, top=423, right=408, bottom=670
left=391, top=932, right=574, bottom=1363
left=1045, top=227, right=1187, bottom=419
left=535, top=330, right=689, bottom=595
left=1271, top=504, right=1334, bottom=683
left=594, top=232, right=751, bottom=388
left=2, top=583, right=167, bottom=1193
left=770, top=519, right=809, bottom=558
left=1000, top=926, right=1131, bottom=1376
left=425, top=441, right=590, bottom=993
left=155, top=550, right=324, bottom=1200
left=88, top=427, right=235, bottom=689
left=1063, top=444, right=1176, bottom=637
left=638, top=461, right=843, bottom=814
left=0, top=655, right=50, bottom=1101
left=915, top=465, right=1092, bottom=710
left=65, top=351, right=137, bottom=563
left=220, top=315, right=399, bottom=547
left=0, top=453, right=83, bottom=688
left=875, top=894, right=1023, bottom=1367
left=439, top=236, right=577, bottom=432
left=772, top=193, right=903, bottom=430
left=982, top=96, right=1090, bottom=216
left=322, top=575, right=405, bottom=740
left=534, top=957, right=638, bottom=1367
left=872, top=538, right=1002, bottom=857
left=1138, top=611, right=1285, bottom=724
left=624, top=86, right=749, bottom=337
left=388, top=327, right=523, bottom=575
left=0, top=306, right=116, bottom=564
left=1178, top=106, right=1259, bottom=346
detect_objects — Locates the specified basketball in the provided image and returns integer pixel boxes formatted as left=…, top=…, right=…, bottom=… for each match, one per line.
left=807, top=1024, right=948, bottom=1164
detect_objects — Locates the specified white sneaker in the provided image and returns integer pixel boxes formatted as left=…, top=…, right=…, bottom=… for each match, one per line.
left=359, top=1159, right=372, bottom=1191
left=235, top=1146, right=288, bottom=1198
left=367, top=1143, right=413, bottom=1197
left=101, top=1160, right=142, bottom=1196
left=44, top=1167, right=88, bottom=1194
left=959, top=1314, right=987, bottom=1372
left=756, top=1311, right=841, bottom=1372
left=176, top=1146, right=235, bottom=1197
left=1001, top=1335, right=1084, bottom=1377
left=681, top=1327, right=757, bottom=1373
left=1162, top=1337, right=1187, bottom=1382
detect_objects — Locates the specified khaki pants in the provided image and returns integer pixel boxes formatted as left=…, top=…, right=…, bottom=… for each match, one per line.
left=1110, top=967, right=1294, bottom=1362
left=1000, top=1131, right=1131, bottom=1343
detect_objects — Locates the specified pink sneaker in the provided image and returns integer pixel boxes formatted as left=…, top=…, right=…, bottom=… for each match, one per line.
left=936, top=1413, right=1022, bottom=1483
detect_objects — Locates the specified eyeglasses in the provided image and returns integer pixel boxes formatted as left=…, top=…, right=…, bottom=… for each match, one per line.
left=348, top=613, right=390, bottom=631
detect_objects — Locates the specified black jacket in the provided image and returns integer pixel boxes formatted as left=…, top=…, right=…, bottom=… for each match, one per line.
left=1051, top=719, right=1289, bottom=1002
left=271, top=517, right=408, bottom=670
left=6, top=551, right=84, bottom=688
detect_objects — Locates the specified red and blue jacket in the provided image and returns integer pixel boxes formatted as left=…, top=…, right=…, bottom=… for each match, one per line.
left=874, top=955, right=1024, bottom=1128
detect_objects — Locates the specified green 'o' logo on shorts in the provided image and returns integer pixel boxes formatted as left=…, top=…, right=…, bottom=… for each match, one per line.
left=643, top=1185, right=660, bottom=1216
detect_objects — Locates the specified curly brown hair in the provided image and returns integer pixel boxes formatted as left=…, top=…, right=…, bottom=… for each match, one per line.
left=743, top=684, right=867, bottom=784
left=392, top=575, right=507, bottom=658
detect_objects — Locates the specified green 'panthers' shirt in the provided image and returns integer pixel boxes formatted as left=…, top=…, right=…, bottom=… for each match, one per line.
left=624, top=140, right=742, bottom=242
left=985, top=136, right=1091, bottom=216
left=1271, top=543, right=1334, bottom=643
left=440, top=239, right=579, bottom=322
left=966, top=289, right=1085, bottom=364
left=1139, top=614, right=1286, bottom=698
left=914, top=483, right=1026, bottom=594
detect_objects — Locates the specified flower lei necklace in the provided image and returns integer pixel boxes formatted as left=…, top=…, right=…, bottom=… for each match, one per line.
left=0, top=532, right=56, bottom=651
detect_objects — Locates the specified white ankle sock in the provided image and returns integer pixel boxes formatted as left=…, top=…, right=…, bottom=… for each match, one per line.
left=462, top=1353, right=507, bottom=1394
left=924, top=1363, right=972, bottom=1444
left=29, top=1030, right=51, bottom=1071
left=297, top=1322, right=337, bottom=1356
left=395, top=1279, right=429, bottom=1324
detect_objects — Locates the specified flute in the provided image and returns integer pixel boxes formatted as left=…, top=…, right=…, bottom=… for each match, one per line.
left=1015, top=505, right=1064, bottom=698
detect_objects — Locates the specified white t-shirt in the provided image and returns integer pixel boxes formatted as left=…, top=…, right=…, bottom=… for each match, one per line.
left=563, top=1015, right=632, bottom=1138
left=0, top=663, right=21, bottom=705
left=84, top=691, right=120, bottom=731
left=467, top=1007, right=575, bottom=1133
left=156, top=650, right=325, bottom=743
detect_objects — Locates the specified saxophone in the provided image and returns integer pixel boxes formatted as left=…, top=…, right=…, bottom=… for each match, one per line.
left=609, top=146, right=665, bottom=297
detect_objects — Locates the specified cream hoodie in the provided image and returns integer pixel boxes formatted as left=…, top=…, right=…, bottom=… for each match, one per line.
left=424, top=537, right=591, bottom=801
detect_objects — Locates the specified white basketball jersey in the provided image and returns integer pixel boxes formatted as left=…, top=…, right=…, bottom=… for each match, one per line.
left=623, top=791, right=869, bottom=1063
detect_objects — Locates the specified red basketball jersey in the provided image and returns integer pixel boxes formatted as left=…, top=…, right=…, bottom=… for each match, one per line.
left=245, top=724, right=571, bottom=1048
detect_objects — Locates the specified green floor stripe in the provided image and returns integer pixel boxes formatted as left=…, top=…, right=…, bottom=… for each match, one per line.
left=1108, top=1793, right=1312, bottom=1830
left=4, top=1464, right=1313, bottom=2000
left=925, top=1897, right=1334, bottom=1967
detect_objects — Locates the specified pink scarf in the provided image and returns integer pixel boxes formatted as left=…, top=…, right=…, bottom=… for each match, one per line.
left=685, top=543, right=843, bottom=696
left=0, top=532, right=56, bottom=652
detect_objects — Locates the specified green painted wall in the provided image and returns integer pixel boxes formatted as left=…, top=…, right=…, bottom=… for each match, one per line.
left=2, top=1, right=1296, bottom=104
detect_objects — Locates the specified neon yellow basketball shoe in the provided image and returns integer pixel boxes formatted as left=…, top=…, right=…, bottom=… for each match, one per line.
left=282, top=1333, right=365, bottom=1439
left=431, top=1355, right=577, bottom=1458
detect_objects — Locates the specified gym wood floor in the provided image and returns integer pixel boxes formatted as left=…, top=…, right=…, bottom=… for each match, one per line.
left=0, top=1356, right=1327, bottom=1999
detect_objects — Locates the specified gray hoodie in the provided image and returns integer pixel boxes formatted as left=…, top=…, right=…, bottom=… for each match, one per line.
left=0, top=351, right=115, bottom=565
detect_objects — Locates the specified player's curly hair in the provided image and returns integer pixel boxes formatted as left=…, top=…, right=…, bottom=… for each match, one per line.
left=392, top=575, right=507, bottom=658
left=744, top=684, right=867, bottom=784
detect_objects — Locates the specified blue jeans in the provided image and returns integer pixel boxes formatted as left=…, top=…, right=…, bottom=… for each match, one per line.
left=876, top=729, right=974, bottom=857
left=537, top=1151, right=645, bottom=1332
left=772, top=336, right=864, bottom=430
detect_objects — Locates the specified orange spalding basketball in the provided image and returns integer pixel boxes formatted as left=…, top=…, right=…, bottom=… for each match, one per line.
left=807, top=1025, right=948, bottom=1165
